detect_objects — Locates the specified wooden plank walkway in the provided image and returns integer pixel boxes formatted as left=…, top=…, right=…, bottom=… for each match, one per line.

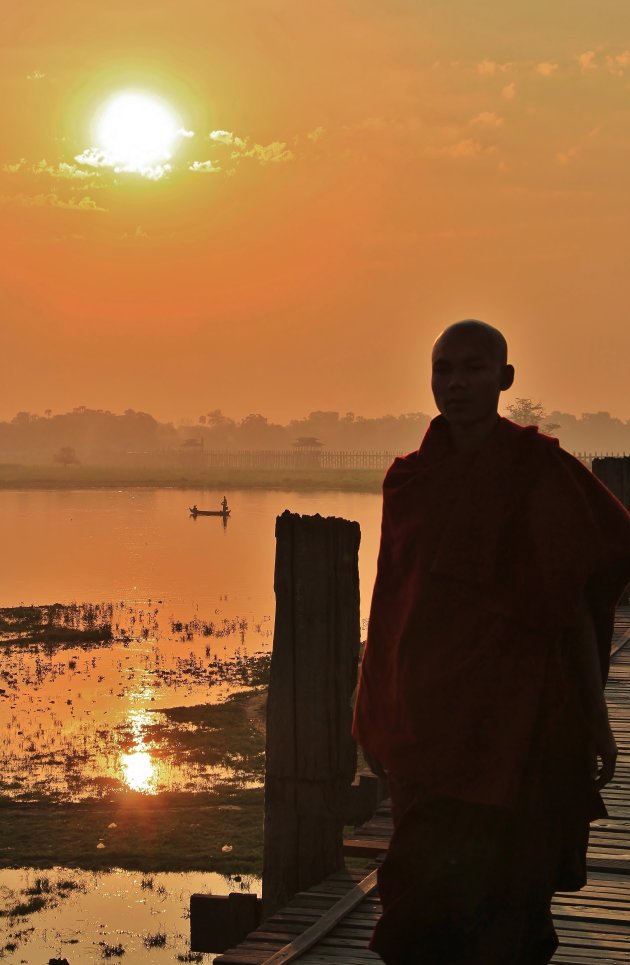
left=215, top=608, right=630, bottom=964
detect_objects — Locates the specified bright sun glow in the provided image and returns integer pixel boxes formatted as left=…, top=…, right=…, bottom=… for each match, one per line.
left=121, top=750, right=157, bottom=794
left=95, top=91, right=180, bottom=171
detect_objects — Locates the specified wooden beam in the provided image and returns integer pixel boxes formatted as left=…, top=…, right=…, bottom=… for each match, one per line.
left=261, top=870, right=378, bottom=965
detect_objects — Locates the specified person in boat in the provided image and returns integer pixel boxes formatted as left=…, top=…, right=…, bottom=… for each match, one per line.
left=352, top=319, right=630, bottom=965
left=191, top=504, right=198, bottom=514
left=221, top=496, right=228, bottom=513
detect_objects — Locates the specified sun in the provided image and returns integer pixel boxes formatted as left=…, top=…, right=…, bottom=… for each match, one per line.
left=94, top=91, right=180, bottom=171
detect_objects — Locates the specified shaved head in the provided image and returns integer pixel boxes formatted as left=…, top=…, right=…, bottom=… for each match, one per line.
left=432, top=319, right=508, bottom=365
left=430, top=318, right=515, bottom=445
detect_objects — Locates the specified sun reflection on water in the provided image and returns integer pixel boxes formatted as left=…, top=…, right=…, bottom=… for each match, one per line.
left=121, top=750, right=157, bottom=794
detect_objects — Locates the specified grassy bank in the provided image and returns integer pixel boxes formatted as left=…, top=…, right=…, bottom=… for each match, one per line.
left=0, top=788, right=264, bottom=873
left=0, top=464, right=384, bottom=492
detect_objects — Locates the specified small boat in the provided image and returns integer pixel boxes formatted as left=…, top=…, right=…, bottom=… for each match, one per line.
left=189, top=507, right=230, bottom=517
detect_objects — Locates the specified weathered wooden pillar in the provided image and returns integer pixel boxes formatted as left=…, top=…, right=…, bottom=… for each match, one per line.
left=592, top=456, right=630, bottom=511
left=593, top=457, right=630, bottom=604
left=262, top=510, right=361, bottom=918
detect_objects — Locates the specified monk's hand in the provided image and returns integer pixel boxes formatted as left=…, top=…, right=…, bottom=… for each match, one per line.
left=362, top=747, right=387, bottom=779
left=589, top=714, right=617, bottom=790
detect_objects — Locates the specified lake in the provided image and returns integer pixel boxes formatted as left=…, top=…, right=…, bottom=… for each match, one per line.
left=0, top=487, right=382, bottom=962
left=0, top=487, right=381, bottom=614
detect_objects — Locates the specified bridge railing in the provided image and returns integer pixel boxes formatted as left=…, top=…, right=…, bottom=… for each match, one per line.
left=166, top=448, right=628, bottom=471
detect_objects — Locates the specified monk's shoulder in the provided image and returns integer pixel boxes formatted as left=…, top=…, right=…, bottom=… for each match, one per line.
left=502, top=419, right=610, bottom=511
left=383, top=449, right=420, bottom=491
left=500, top=418, right=562, bottom=472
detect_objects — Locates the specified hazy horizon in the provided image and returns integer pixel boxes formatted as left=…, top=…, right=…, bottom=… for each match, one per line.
left=3, top=401, right=630, bottom=426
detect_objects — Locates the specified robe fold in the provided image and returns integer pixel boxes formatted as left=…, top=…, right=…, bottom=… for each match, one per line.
left=352, top=415, right=630, bottom=964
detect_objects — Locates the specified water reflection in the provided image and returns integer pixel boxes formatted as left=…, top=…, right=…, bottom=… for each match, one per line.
left=121, top=750, right=157, bottom=794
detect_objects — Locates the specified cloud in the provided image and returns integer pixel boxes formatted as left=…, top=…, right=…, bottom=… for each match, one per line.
left=556, top=146, right=581, bottom=166
left=306, top=126, right=325, bottom=143
left=26, top=70, right=46, bottom=81
left=501, top=82, right=516, bottom=100
left=240, top=141, right=294, bottom=164
left=605, top=50, right=630, bottom=76
left=122, top=225, right=149, bottom=240
left=536, top=62, right=559, bottom=77
left=207, top=130, right=294, bottom=165
left=189, top=160, right=220, bottom=173
left=477, top=59, right=511, bottom=76
left=469, top=112, right=504, bottom=128
left=578, top=51, right=597, bottom=72
left=74, top=147, right=171, bottom=181
left=209, top=130, right=246, bottom=147
left=425, top=138, right=493, bottom=160
left=3, top=158, right=92, bottom=179
left=0, top=192, right=106, bottom=211
left=178, top=128, right=195, bottom=138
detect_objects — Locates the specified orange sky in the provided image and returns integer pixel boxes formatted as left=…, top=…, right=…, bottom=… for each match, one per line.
left=2, top=0, right=630, bottom=423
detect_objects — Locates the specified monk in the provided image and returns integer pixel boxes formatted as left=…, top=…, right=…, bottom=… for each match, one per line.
left=352, top=320, right=630, bottom=965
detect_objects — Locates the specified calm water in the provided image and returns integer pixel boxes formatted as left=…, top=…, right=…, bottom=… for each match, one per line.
left=0, top=487, right=381, bottom=614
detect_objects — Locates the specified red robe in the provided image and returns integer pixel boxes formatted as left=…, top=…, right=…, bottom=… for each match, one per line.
left=353, top=416, right=630, bottom=963
left=353, top=416, right=630, bottom=808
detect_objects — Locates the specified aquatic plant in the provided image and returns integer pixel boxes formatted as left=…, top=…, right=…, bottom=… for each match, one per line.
left=100, top=941, right=126, bottom=957
left=6, top=895, right=47, bottom=917
left=24, top=876, right=52, bottom=895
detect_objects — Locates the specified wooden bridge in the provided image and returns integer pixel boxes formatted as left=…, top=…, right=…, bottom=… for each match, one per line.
left=213, top=608, right=630, bottom=965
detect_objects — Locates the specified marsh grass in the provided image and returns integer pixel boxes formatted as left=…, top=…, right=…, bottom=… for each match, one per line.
left=24, top=875, right=52, bottom=895
left=142, top=689, right=266, bottom=777
left=6, top=894, right=47, bottom=917
left=0, top=602, right=113, bottom=648
left=0, top=874, right=87, bottom=925
left=143, top=931, right=167, bottom=948
left=100, top=941, right=126, bottom=957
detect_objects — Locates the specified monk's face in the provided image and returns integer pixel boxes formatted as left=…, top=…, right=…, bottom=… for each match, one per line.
left=431, top=331, right=510, bottom=428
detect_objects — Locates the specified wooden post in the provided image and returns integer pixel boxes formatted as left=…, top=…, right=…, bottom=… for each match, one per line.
left=190, top=893, right=261, bottom=953
left=262, top=511, right=361, bottom=919
left=593, top=456, right=630, bottom=511
left=593, top=457, right=630, bottom=604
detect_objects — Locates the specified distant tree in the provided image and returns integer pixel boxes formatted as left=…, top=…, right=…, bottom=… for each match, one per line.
left=505, top=398, right=560, bottom=434
left=198, top=415, right=207, bottom=424
left=11, top=411, right=34, bottom=425
left=206, top=409, right=235, bottom=428
left=53, top=446, right=79, bottom=466
left=44, top=409, right=52, bottom=420
left=293, top=436, right=324, bottom=448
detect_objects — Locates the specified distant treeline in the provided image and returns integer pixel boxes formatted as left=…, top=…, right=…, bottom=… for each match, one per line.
left=0, top=405, right=629, bottom=465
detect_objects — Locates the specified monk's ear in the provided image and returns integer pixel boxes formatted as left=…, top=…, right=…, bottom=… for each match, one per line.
left=500, top=364, right=515, bottom=392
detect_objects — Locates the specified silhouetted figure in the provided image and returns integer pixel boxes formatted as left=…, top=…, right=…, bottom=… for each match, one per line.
left=353, top=319, right=630, bottom=965
left=191, top=504, right=198, bottom=514
left=221, top=495, right=229, bottom=513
